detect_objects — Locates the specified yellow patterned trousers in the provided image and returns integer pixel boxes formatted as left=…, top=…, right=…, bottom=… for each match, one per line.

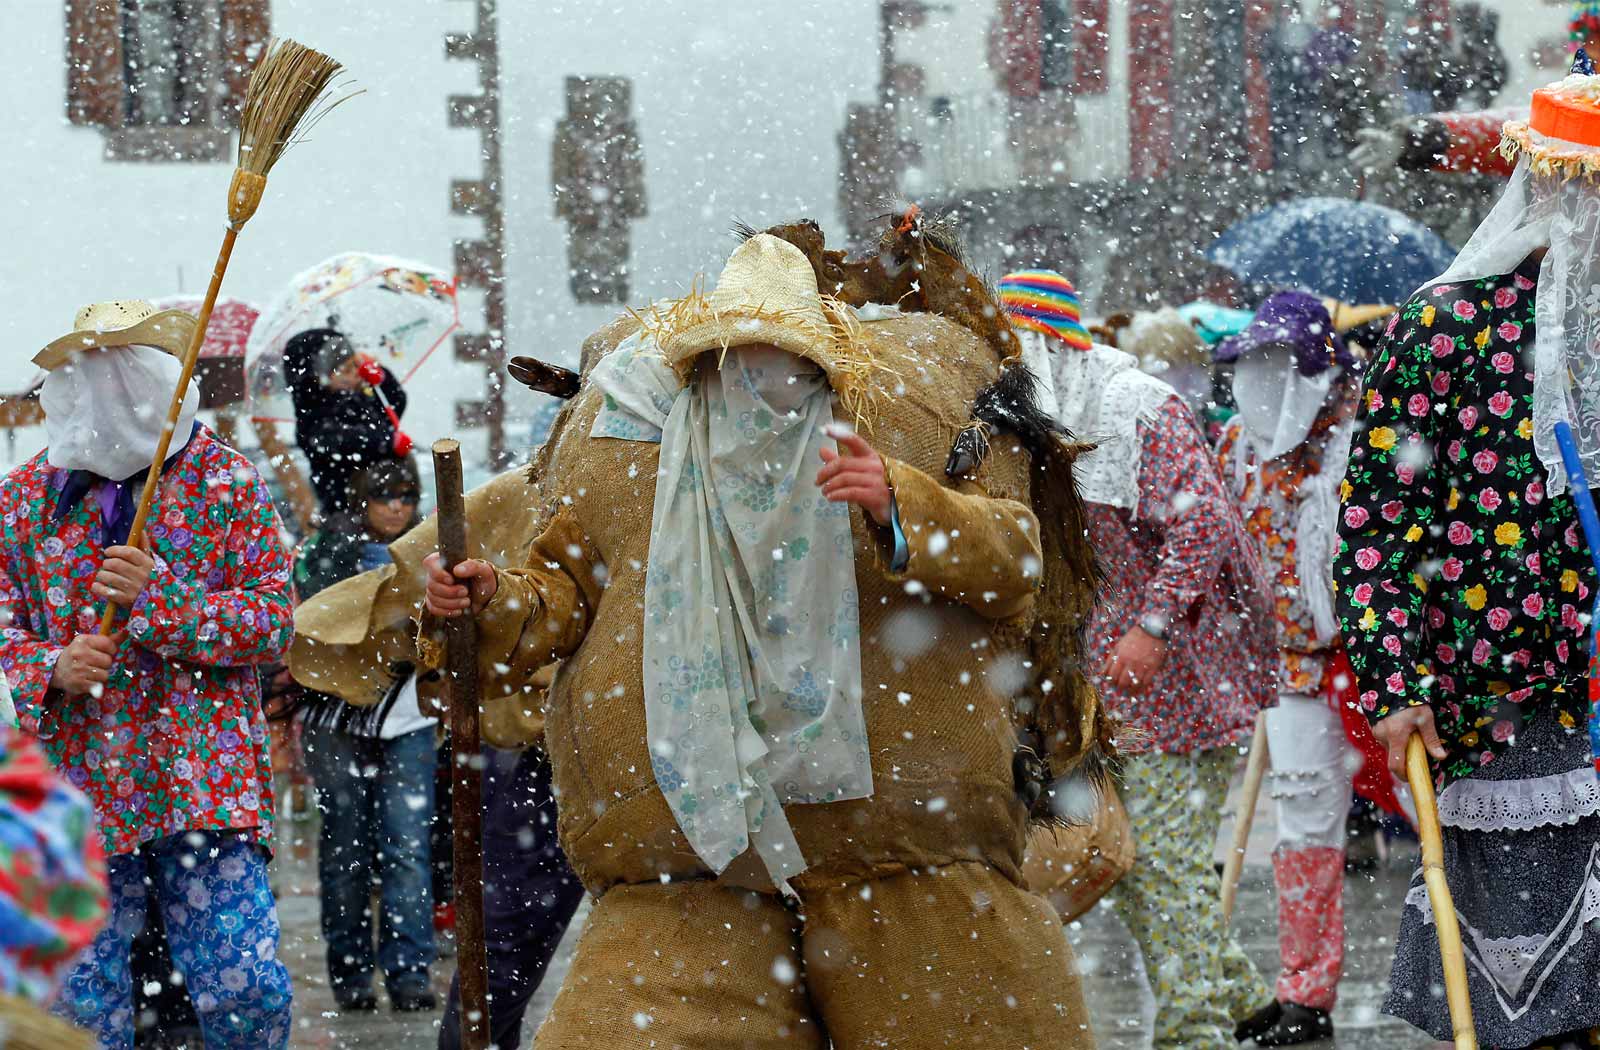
left=1110, top=748, right=1270, bottom=1050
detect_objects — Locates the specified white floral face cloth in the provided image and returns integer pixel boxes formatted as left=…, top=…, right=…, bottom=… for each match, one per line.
left=590, top=337, right=872, bottom=893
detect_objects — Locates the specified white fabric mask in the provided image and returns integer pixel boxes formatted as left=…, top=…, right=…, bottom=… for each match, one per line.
left=41, top=345, right=199, bottom=480
left=1232, top=345, right=1337, bottom=462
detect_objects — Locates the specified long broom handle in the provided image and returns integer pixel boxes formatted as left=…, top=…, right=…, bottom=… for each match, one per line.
left=1404, top=735, right=1477, bottom=1049
left=433, top=439, right=490, bottom=1050
left=98, top=226, right=241, bottom=636
left=1220, top=709, right=1269, bottom=925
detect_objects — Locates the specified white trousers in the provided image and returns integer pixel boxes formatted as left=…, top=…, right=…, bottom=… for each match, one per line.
left=1264, top=693, right=1358, bottom=850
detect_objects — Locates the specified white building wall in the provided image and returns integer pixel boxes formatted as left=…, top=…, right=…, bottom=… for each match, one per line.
left=2, top=1, right=876, bottom=468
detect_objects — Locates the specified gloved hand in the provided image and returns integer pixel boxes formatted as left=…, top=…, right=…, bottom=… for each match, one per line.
left=1349, top=125, right=1403, bottom=173
left=392, top=428, right=414, bottom=457
left=356, top=355, right=387, bottom=388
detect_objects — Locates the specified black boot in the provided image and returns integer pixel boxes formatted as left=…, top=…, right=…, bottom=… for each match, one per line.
left=333, top=984, right=378, bottom=1013
left=1234, top=1001, right=1281, bottom=1042
left=1254, top=1003, right=1333, bottom=1046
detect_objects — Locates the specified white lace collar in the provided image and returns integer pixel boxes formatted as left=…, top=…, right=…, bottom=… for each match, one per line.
left=1047, top=341, right=1178, bottom=516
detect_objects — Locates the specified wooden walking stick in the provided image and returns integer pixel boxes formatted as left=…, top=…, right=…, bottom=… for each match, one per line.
left=1404, top=735, right=1477, bottom=1050
left=97, top=38, right=352, bottom=633
left=433, top=439, right=491, bottom=1050
left=1220, top=709, right=1270, bottom=925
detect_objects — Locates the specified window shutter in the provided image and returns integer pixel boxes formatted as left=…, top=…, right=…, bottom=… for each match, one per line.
left=989, top=0, right=1043, bottom=99
left=219, top=0, right=271, bottom=128
left=64, top=0, right=124, bottom=127
left=1075, top=0, right=1110, bottom=95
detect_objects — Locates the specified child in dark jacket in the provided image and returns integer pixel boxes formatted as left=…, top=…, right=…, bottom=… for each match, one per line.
left=284, top=328, right=408, bottom=518
left=294, top=458, right=439, bottom=1013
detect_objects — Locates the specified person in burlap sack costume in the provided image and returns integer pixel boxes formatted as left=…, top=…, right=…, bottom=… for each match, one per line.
left=420, top=234, right=1095, bottom=1048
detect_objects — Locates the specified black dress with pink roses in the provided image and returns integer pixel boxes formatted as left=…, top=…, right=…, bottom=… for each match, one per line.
left=1334, top=253, right=1596, bottom=787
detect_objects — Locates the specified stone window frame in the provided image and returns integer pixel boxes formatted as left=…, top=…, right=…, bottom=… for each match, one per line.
left=65, top=0, right=269, bottom=163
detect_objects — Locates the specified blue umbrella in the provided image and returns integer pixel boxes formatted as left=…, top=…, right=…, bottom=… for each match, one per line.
left=1206, top=196, right=1457, bottom=305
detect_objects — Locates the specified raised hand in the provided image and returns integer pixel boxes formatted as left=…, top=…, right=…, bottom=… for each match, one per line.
left=816, top=425, right=893, bottom=526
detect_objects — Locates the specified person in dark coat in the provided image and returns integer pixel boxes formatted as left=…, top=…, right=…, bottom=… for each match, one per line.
left=284, top=328, right=408, bottom=518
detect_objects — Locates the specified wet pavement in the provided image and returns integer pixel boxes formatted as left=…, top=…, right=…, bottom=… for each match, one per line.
left=270, top=777, right=1438, bottom=1050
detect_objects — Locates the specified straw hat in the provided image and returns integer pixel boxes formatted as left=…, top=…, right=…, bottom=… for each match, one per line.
left=34, top=300, right=197, bottom=371
left=1501, top=68, right=1600, bottom=179
left=655, top=234, right=856, bottom=380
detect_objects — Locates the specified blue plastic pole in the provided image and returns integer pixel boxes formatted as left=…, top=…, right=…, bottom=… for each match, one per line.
left=1552, top=421, right=1600, bottom=775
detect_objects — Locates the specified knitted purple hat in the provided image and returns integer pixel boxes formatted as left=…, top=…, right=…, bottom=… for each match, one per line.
left=1213, top=291, right=1352, bottom=376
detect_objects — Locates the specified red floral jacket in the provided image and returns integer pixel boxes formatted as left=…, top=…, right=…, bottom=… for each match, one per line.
left=0, top=427, right=292, bottom=856
left=1085, top=397, right=1276, bottom=754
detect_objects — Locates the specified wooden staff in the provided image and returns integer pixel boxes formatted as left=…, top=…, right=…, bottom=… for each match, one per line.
left=433, top=439, right=490, bottom=1050
left=97, top=38, right=352, bottom=633
left=1405, top=734, right=1477, bottom=1050
left=1220, top=709, right=1270, bottom=925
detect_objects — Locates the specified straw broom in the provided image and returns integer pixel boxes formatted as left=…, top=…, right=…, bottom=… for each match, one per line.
left=1405, top=734, right=1477, bottom=1050
left=99, top=39, right=353, bottom=635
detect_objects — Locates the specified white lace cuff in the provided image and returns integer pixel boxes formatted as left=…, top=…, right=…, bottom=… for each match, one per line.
left=1436, top=766, right=1600, bottom=833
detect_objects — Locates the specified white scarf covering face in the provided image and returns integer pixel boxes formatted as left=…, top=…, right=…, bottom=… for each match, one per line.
left=1227, top=345, right=1353, bottom=643
left=1232, top=345, right=1336, bottom=461
left=40, top=345, right=199, bottom=481
left=589, top=336, right=870, bottom=894
left=1045, top=336, right=1178, bottom=516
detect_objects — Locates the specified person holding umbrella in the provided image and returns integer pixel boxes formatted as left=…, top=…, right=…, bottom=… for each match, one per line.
left=1333, top=68, right=1600, bottom=1050
left=284, top=327, right=412, bottom=519
left=0, top=301, right=296, bottom=1049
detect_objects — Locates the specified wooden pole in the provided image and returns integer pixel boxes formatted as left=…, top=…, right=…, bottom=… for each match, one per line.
left=98, top=226, right=240, bottom=635
left=1405, top=734, right=1477, bottom=1050
left=1220, top=709, right=1270, bottom=925
left=432, top=438, right=490, bottom=1050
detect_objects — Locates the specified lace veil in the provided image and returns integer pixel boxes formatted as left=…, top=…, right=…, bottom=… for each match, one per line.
left=1432, top=145, right=1600, bottom=496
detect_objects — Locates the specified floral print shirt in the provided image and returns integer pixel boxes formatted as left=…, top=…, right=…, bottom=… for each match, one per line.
left=0, top=723, right=106, bottom=1002
left=1085, top=396, right=1276, bottom=755
left=0, top=427, right=293, bottom=855
left=1334, top=257, right=1596, bottom=786
left=1216, top=391, right=1356, bottom=698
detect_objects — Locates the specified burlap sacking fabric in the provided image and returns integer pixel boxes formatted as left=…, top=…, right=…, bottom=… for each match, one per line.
left=1021, top=781, right=1136, bottom=923
left=412, top=311, right=1100, bottom=1048
left=538, top=862, right=1091, bottom=1049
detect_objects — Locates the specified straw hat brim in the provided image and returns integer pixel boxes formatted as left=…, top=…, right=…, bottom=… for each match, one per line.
left=1500, top=120, right=1600, bottom=180
left=33, top=309, right=196, bottom=371
left=660, top=314, right=837, bottom=377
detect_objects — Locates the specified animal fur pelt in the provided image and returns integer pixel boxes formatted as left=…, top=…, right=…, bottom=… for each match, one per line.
left=743, top=207, right=1024, bottom=366
left=949, top=362, right=1113, bottom=805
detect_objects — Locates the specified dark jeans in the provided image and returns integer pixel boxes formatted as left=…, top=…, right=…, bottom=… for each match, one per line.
left=439, top=748, right=584, bottom=1050
left=304, top=723, right=437, bottom=995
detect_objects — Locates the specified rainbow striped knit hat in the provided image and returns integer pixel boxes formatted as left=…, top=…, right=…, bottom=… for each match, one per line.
left=997, top=270, right=1093, bottom=351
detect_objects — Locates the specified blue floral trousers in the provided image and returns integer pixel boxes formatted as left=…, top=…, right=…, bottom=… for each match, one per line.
left=56, top=830, right=292, bottom=1050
